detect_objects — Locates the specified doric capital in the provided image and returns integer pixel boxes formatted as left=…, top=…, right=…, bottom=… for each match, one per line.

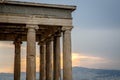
left=54, top=31, right=61, bottom=37
left=14, top=38, right=22, bottom=44
left=61, top=26, right=73, bottom=32
left=26, top=24, right=39, bottom=30
left=38, top=41, right=46, bottom=45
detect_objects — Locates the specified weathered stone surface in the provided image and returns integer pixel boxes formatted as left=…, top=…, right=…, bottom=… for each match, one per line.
left=39, top=42, right=46, bottom=80
left=0, top=14, right=73, bottom=26
left=63, top=29, right=72, bottom=80
left=46, top=39, right=53, bottom=80
left=0, top=1, right=75, bottom=19
left=26, top=25, right=37, bottom=80
left=14, top=38, right=22, bottom=80
left=53, top=32, right=61, bottom=80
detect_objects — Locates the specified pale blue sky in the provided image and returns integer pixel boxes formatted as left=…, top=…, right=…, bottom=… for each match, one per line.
left=0, top=0, right=120, bottom=72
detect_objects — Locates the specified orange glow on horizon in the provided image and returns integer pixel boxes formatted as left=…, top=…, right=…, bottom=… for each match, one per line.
left=0, top=52, right=108, bottom=73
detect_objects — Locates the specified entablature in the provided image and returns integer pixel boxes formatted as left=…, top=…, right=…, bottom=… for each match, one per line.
left=0, top=1, right=76, bottom=19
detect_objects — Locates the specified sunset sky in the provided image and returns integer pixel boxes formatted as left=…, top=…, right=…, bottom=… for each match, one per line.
left=0, top=0, right=120, bottom=73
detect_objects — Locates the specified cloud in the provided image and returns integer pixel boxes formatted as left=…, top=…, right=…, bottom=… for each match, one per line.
left=59, top=52, right=108, bottom=69
left=71, top=53, right=108, bottom=69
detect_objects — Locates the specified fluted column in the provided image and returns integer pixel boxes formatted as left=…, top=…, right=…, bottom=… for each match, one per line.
left=14, top=38, right=22, bottom=80
left=53, top=32, right=61, bottom=80
left=63, top=29, right=72, bottom=80
left=39, top=42, right=46, bottom=80
left=26, top=24, right=38, bottom=80
left=46, top=38, right=53, bottom=80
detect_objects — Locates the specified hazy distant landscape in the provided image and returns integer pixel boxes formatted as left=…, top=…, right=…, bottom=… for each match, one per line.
left=0, top=67, right=120, bottom=80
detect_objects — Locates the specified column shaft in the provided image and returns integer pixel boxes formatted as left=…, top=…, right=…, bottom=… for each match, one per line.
left=46, top=40, right=53, bottom=80
left=53, top=34, right=61, bottom=80
left=14, top=39, right=21, bottom=80
left=63, top=30, right=72, bottom=80
left=26, top=25, right=37, bottom=80
left=40, top=43, right=46, bottom=80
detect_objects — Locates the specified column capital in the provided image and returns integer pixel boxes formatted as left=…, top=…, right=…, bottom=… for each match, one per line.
left=38, top=41, right=46, bottom=45
left=54, top=31, right=61, bottom=37
left=14, top=38, right=22, bottom=44
left=61, top=26, right=73, bottom=32
left=26, top=24, right=39, bottom=30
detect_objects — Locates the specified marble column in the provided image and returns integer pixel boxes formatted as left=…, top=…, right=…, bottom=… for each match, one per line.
left=39, top=42, right=46, bottom=80
left=53, top=32, right=61, bottom=80
left=26, top=24, right=38, bottom=80
left=14, top=38, right=22, bottom=80
left=46, top=38, right=53, bottom=80
left=63, top=29, right=72, bottom=80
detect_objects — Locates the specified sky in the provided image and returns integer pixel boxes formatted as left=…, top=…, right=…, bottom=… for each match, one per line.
left=0, top=0, right=120, bottom=73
